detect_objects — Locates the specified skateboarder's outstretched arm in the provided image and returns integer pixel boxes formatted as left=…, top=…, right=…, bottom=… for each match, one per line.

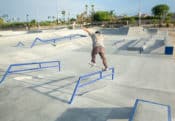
left=82, top=27, right=92, bottom=36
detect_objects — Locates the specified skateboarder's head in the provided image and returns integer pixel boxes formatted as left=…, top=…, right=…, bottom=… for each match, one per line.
left=95, top=31, right=101, bottom=35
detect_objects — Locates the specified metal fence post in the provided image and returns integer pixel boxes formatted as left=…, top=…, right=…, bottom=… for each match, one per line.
left=69, top=67, right=115, bottom=104
left=168, top=105, right=171, bottom=121
left=58, top=61, right=61, bottom=72
left=39, top=63, right=41, bottom=69
left=30, top=37, right=38, bottom=48
left=112, top=68, right=115, bottom=80
left=0, top=65, right=12, bottom=84
left=68, top=78, right=81, bottom=104
left=100, top=71, right=103, bottom=79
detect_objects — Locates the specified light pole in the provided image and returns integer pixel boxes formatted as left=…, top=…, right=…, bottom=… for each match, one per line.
left=85, top=4, right=88, bottom=16
left=26, top=14, right=29, bottom=23
left=68, top=12, right=70, bottom=25
left=61, top=10, right=66, bottom=23
left=26, top=14, right=29, bottom=30
left=36, top=8, right=40, bottom=30
left=56, top=0, right=59, bottom=24
left=138, top=0, right=141, bottom=26
left=91, top=4, right=95, bottom=14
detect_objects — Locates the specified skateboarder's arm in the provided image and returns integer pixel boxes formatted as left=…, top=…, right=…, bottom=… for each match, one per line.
left=82, top=27, right=92, bottom=36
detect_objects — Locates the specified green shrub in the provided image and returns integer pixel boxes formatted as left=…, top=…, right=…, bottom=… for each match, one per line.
left=39, top=21, right=52, bottom=26
left=29, top=19, right=37, bottom=27
left=0, top=22, right=26, bottom=29
left=129, top=17, right=136, bottom=25
left=0, top=18, right=4, bottom=25
left=93, top=11, right=112, bottom=21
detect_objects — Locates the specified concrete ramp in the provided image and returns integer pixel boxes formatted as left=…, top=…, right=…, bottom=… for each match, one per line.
left=127, top=27, right=147, bottom=37
left=127, top=39, right=146, bottom=51
left=100, top=27, right=129, bottom=35
left=146, top=28, right=158, bottom=35
left=129, top=99, right=171, bottom=121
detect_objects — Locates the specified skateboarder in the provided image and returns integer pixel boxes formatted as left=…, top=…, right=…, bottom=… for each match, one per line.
left=82, top=27, right=108, bottom=71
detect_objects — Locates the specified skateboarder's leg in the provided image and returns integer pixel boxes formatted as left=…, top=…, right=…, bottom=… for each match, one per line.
left=91, top=47, right=98, bottom=63
left=99, top=47, right=108, bottom=69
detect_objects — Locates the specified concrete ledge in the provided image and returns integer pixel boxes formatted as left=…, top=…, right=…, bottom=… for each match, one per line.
left=164, top=32, right=174, bottom=55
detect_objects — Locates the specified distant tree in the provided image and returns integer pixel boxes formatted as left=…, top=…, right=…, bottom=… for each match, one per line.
left=48, top=16, right=51, bottom=20
left=52, top=16, right=56, bottom=21
left=165, top=13, right=173, bottom=27
left=85, top=4, right=88, bottom=15
left=2, top=14, right=8, bottom=21
left=152, top=4, right=169, bottom=25
left=109, top=10, right=117, bottom=22
left=91, top=4, right=95, bottom=14
left=30, top=19, right=37, bottom=26
left=76, top=13, right=85, bottom=24
left=93, top=11, right=113, bottom=21
left=152, top=4, right=169, bottom=17
left=129, top=17, right=136, bottom=25
left=61, top=11, right=66, bottom=22
left=70, top=18, right=76, bottom=22
left=152, top=18, right=159, bottom=27
left=0, top=18, right=4, bottom=25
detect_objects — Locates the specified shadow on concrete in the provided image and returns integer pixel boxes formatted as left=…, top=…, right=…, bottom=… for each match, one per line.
left=9, top=71, right=112, bottom=104
left=28, top=75, right=77, bottom=103
left=146, top=28, right=158, bottom=35
left=54, top=27, right=66, bottom=30
left=55, top=107, right=132, bottom=121
left=11, top=71, right=77, bottom=104
left=117, top=40, right=137, bottom=51
left=100, top=28, right=128, bottom=35
left=27, top=30, right=42, bottom=34
left=144, top=40, right=165, bottom=54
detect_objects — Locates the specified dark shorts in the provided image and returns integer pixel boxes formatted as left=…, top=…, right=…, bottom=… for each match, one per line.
left=91, top=46, right=108, bottom=68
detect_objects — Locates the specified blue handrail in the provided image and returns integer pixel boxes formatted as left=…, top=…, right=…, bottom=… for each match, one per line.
left=30, top=34, right=87, bottom=48
left=129, top=99, right=172, bottom=121
left=69, top=67, right=115, bottom=104
left=14, top=41, right=25, bottom=47
left=0, top=60, right=61, bottom=84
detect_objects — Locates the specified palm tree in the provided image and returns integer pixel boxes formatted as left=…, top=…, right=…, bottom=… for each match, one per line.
left=109, top=10, right=115, bottom=23
left=90, top=4, right=95, bottom=22
left=91, top=4, right=95, bottom=14
left=52, top=16, right=56, bottom=21
left=67, top=12, right=70, bottom=24
left=85, top=4, right=88, bottom=16
left=26, top=14, right=29, bottom=22
left=61, top=11, right=66, bottom=22
left=48, top=16, right=50, bottom=20
left=2, top=14, right=8, bottom=21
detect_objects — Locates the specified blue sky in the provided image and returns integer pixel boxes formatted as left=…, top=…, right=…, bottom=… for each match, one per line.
left=0, top=0, right=175, bottom=22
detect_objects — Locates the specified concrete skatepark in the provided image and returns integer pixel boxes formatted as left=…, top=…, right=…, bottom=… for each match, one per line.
left=0, top=26, right=174, bottom=121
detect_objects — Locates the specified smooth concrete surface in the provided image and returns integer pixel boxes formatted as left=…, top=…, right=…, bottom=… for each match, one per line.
left=0, top=27, right=174, bottom=121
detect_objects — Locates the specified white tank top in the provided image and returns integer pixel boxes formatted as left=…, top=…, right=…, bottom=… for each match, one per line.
left=91, top=34, right=104, bottom=48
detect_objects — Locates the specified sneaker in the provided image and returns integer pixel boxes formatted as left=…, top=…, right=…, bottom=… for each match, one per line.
left=51, top=43, right=56, bottom=46
left=89, top=62, right=96, bottom=67
left=103, top=67, right=109, bottom=71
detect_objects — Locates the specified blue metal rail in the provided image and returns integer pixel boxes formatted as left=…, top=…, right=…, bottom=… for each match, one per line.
left=69, top=67, right=115, bottom=104
left=0, top=60, right=61, bottom=84
left=30, top=34, right=87, bottom=48
left=129, top=99, right=171, bottom=121
left=14, top=41, right=25, bottom=47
